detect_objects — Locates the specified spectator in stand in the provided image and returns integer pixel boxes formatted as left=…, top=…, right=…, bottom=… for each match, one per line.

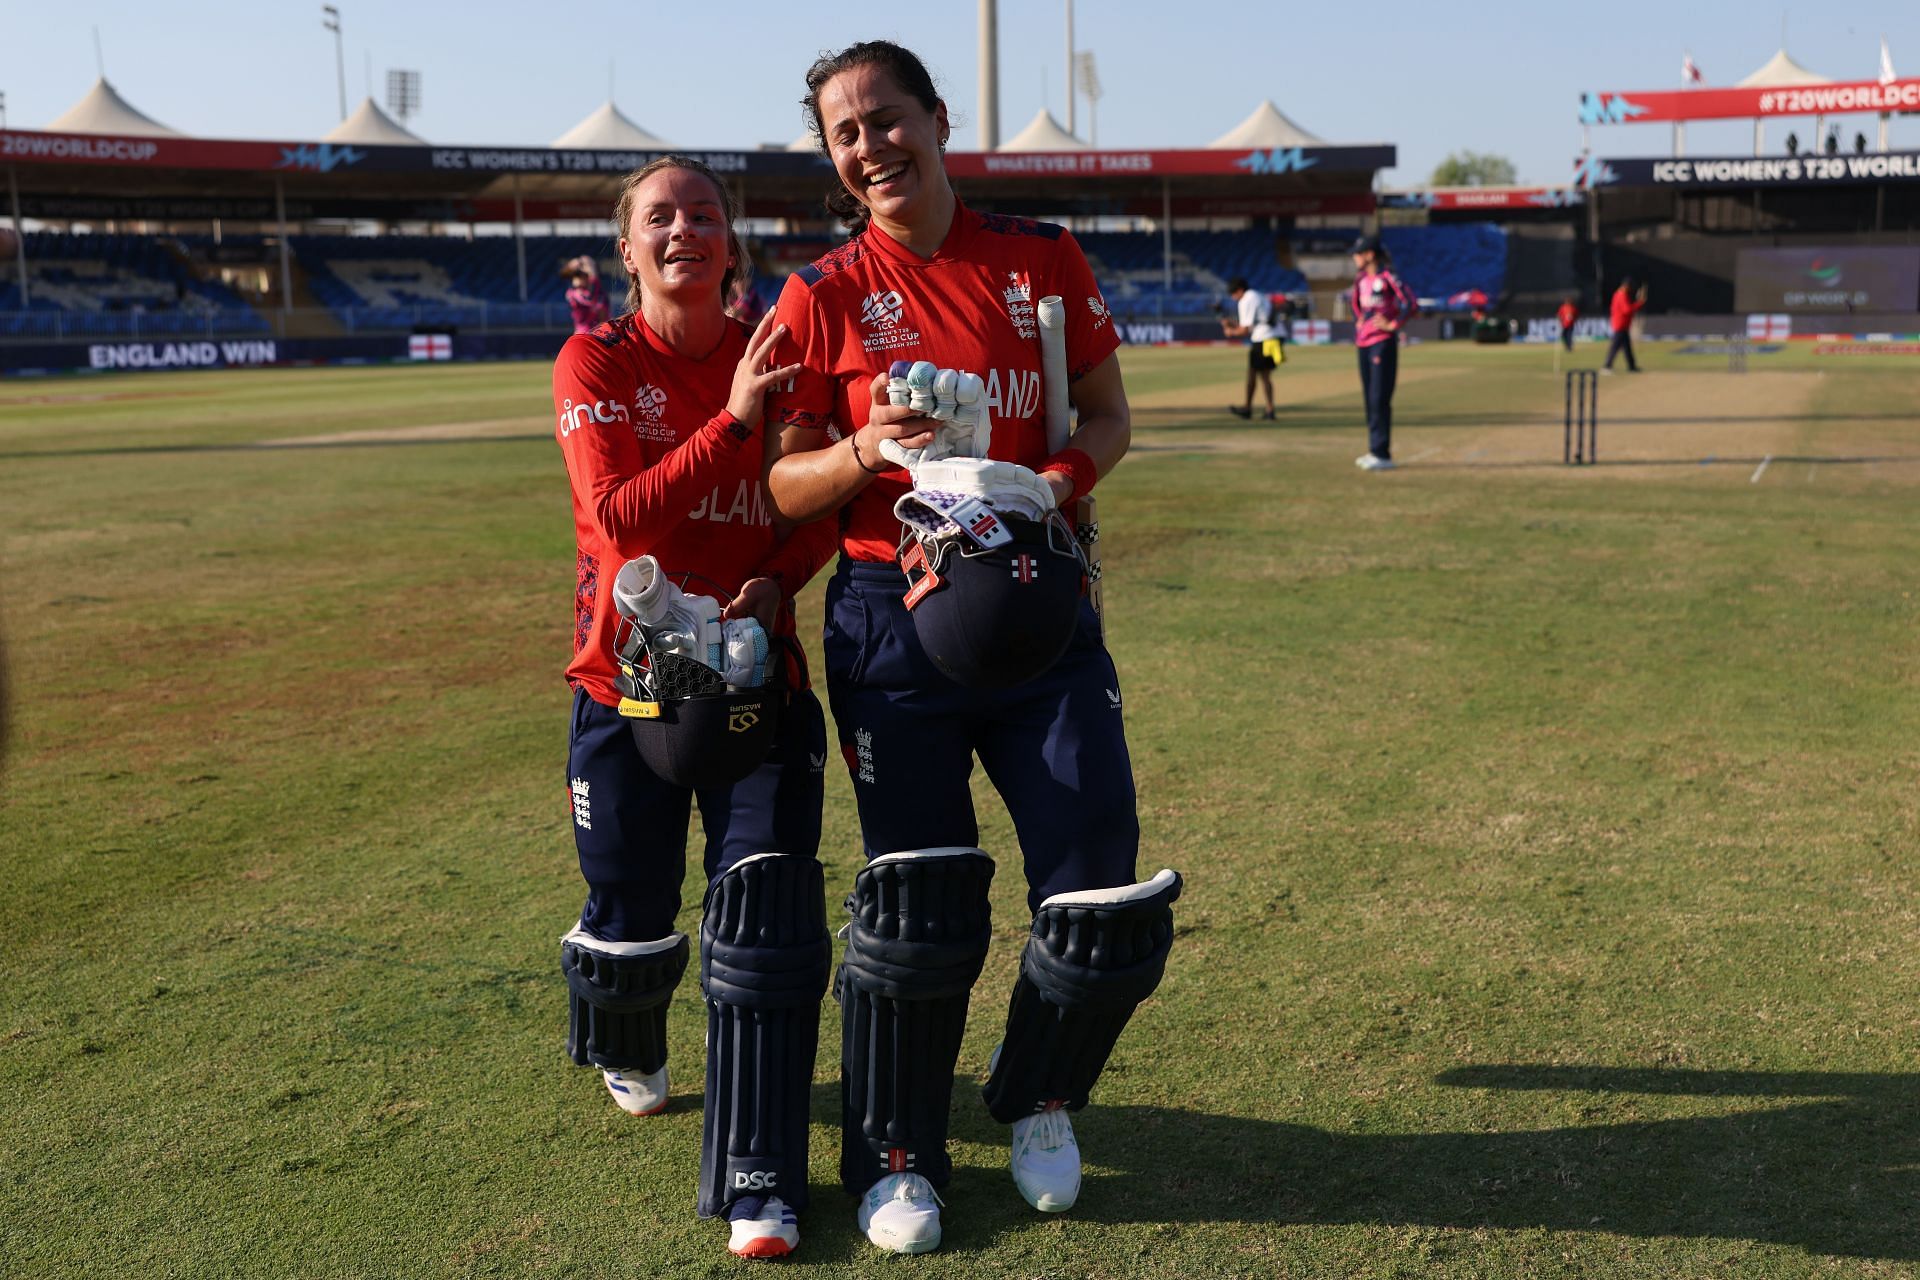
left=564, top=255, right=612, bottom=334
left=1555, top=295, right=1579, bottom=352
left=1219, top=277, right=1279, bottom=420
left=1603, top=277, right=1648, bottom=373
left=1349, top=234, right=1418, bottom=471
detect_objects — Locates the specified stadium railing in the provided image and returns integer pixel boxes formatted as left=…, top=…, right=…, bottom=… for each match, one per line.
left=0, top=303, right=579, bottom=341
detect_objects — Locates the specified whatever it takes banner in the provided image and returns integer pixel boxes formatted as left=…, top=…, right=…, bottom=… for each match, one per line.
left=1579, top=78, right=1920, bottom=125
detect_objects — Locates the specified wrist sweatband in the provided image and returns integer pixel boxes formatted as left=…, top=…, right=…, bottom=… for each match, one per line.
left=1039, top=447, right=1099, bottom=503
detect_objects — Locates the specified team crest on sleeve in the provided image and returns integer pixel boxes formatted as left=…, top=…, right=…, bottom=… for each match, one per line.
left=1003, top=271, right=1037, bottom=339
left=859, top=288, right=921, bottom=354
left=1088, top=295, right=1110, bottom=331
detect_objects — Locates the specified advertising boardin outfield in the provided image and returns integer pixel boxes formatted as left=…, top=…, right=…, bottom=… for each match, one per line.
left=1734, top=248, right=1920, bottom=313
left=1576, top=151, right=1920, bottom=190
left=1578, top=78, right=1920, bottom=124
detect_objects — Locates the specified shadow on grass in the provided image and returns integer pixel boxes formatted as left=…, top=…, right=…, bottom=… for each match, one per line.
left=800, top=1069, right=1917, bottom=1261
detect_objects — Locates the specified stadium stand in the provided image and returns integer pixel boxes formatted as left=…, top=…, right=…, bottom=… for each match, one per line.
left=0, top=233, right=269, bottom=338
left=1379, top=224, right=1508, bottom=306
left=0, top=225, right=1509, bottom=335
left=1076, top=229, right=1307, bottom=317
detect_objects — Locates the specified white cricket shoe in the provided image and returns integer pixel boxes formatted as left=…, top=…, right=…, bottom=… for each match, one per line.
left=1356, top=454, right=1397, bottom=471
left=1010, top=1104, right=1082, bottom=1212
left=601, top=1065, right=668, bottom=1117
left=857, top=1172, right=943, bottom=1254
left=726, top=1196, right=799, bottom=1259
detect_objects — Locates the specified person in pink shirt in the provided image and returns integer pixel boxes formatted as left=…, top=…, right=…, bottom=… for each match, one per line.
left=1349, top=234, right=1419, bottom=471
left=564, top=255, right=611, bottom=334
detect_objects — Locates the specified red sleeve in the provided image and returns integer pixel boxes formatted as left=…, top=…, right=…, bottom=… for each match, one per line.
left=764, top=275, right=842, bottom=437
left=553, top=335, right=758, bottom=560
left=1055, top=231, right=1123, bottom=381
left=753, top=515, right=839, bottom=598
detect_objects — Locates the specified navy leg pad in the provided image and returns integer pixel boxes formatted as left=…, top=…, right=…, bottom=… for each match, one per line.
left=982, top=869, right=1182, bottom=1123
left=561, top=927, right=689, bottom=1072
left=697, top=852, right=831, bottom=1218
left=837, top=847, right=995, bottom=1192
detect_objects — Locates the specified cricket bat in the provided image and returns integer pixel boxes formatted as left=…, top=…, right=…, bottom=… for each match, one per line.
left=1036, top=295, right=1102, bottom=637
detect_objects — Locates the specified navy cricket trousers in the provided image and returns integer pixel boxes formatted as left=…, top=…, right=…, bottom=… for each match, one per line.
left=1604, top=328, right=1638, bottom=371
left=822, top=559, right=1140, bottom=912
left=566, top=685, right=827, bottom=942
left=1358, top=339, right=1399, bottom=460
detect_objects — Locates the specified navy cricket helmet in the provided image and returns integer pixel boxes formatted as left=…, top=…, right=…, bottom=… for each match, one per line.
left=900, top=510, right=1087, bottom=689
left=613, top=638, right=782, bottom=791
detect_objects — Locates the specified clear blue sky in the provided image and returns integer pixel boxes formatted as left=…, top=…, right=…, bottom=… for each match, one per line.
left=6, top=1, right=1920, bottom=185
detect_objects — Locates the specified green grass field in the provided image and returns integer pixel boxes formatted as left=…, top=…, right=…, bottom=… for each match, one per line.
left=2, top=342, right=1917, bottom=1278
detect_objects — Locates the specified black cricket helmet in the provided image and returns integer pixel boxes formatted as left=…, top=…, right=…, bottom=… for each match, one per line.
left=900, top=510, right=1087, bottom=689
left=613, top=630, right=782, bottom=791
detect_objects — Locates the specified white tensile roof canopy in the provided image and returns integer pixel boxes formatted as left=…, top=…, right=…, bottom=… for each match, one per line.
left=1737, top=49, right=1831, bottom=87
left=551, top=101, right=670, bottom=149
left=999, top=109, right=1087, bottom=151
left=1208, top=100, right=1326, bottom=149
left=45, top=78, right=182, bottom=137
left=323, top=98, right=424, bottom=145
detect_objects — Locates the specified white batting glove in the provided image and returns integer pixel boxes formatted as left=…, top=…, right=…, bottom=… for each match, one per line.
left=906, top=360, right=939, bottom=413
left=911, top=456, right=1056, bottom=520
left=878, top=363, right=992, bottom=469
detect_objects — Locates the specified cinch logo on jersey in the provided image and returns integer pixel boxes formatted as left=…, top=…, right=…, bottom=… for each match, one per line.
left=1088, top=294, right=1110, bottom=331
left=558, top=397, right=630, bottom=437
left=859, top=289, right=922, bottom=354
left=1003, top=271, right=1036, bottom=339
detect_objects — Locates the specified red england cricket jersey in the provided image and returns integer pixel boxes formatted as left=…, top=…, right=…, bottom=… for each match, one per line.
left=554, top=312, right=834, bottom=706
left=766, top=202, right=1120, bottom=562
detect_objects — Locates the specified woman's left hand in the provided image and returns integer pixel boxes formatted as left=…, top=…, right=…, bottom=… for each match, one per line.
left=723, top=576, right=781, bottom=629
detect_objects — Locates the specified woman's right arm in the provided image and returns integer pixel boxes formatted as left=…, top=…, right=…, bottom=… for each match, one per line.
left=765, top=375, right=940, bottom=523
left=760, top=279, right=936, bottom=523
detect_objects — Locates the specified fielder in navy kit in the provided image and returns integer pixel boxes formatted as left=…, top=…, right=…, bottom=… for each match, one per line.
left=764, top=41, right=1183, bottom=1257
left=553, top=155, right=836, bottom=1260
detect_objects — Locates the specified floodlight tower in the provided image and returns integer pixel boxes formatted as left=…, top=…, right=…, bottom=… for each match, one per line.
left=322, top=6, right=345, bottom=122
left=387, top=69, right=421, bottom=124
left=1065, top=0, right=1075, bottom=136
left=1076, top=51, right=1102, bottom=147
left=979, top=0, right=999, bottom=150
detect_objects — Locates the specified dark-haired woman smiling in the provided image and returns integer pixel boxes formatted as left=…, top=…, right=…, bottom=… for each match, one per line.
left=763, top=41, right=1182, bottom=1257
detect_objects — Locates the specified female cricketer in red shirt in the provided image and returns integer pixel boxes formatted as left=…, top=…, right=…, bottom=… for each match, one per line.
left=764, top=41, right=1181, bottom=1256
left=552, top=155, right=836, bottom=1260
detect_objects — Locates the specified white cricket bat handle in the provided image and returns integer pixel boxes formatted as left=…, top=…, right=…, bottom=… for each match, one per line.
left=1037, top=295, right=1071, bottom=454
